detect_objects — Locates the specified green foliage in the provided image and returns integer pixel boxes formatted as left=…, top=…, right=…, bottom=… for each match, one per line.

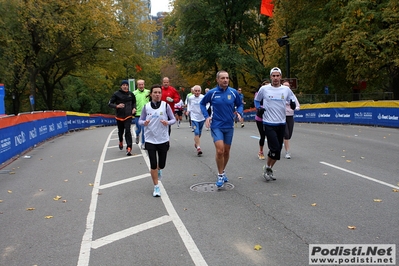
left=0, top=0, right=158, bottom=113
left=164, top=0, right=272, bottom=90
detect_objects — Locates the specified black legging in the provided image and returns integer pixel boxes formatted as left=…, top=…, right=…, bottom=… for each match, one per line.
left=145, top=142, right=170, bottom=170
left=256, top=120, right=266, bottom=147
left=117, top=118, right=132, bottom=148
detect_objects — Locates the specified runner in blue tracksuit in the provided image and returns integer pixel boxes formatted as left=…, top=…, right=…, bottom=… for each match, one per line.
left=200, top=70, right=243, bottom=188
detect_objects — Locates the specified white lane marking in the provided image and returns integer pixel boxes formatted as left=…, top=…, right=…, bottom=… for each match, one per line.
left=250, top=135, right=260, bottom=140
left=91, top=215, right=172, bottom=249
left=320, top=161, right=399, bottom=189
left=103, top=154, right=142, bottom=163
left=98, top=173, right=150, bottom=190
left=140, top=149, right=208, bottom=266
left=77, top=129, right=115, bottom=266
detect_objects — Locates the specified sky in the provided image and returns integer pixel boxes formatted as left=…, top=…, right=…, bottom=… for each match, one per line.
left=151, top=0, right=172, bottom=16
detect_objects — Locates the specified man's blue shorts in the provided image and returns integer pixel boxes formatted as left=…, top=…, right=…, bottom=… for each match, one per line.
left=211, top=127, right=234, bottom=145
left=192, top=120, right=205, bottom=136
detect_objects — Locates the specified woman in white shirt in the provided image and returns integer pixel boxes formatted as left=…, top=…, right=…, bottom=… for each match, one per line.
left=139, top=85, right=176, bottom=197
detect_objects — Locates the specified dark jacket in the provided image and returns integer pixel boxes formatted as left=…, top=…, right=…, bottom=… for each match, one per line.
left=108, top=89, right=136, bottom=120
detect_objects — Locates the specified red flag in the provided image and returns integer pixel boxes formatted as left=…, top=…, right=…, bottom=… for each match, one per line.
left=260, top=0, right=274, bottom=17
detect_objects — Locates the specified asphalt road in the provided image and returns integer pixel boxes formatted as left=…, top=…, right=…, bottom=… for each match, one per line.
left=1, top=121, right=398, bottom=266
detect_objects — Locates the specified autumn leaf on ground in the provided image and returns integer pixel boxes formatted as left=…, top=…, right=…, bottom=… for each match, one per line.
left=9, top=172, right=15, bottom=174
left=26, top=207, right=35, bottom=211
left=347, top=225, right=356, bottom=230
left=89, top=183, right=94, bottom=186
left=254, top=244, right=262, bottom=251
left=392, top=189, right=399, bottom=192
left=44, top=215, right=53, bottom=219
left=346, top=160, right=351, bottom=163
left=53, top=195, right=62, bottom=200
left=0, top=200, right=3, bottom=203
left=311, top=203, right=317, bottom=206
left=292, top=195, right=296, bottom=197
left=373, top=199, right=382, bottom=202
left=79, top=171, right=83, bottom=174
left=8, top=190, right=12, bottom=193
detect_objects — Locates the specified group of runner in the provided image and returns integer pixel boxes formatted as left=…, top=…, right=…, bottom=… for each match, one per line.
left=108, top=68, right=299, bottom=196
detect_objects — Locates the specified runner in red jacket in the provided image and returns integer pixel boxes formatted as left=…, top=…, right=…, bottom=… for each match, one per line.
left=161, top=77, right=181, bottom=136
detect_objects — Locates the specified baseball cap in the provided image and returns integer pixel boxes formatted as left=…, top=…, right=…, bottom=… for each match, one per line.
left=120, top=80, right=129, bottom=86
left=270, top=67, right=282, bottom=76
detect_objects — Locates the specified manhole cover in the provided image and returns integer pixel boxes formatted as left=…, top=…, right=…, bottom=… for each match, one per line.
left=190, top=182, right=234, bottom=192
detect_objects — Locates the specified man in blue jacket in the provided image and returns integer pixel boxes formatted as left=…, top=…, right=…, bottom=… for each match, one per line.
left=200, top=70, right=243, bottom=187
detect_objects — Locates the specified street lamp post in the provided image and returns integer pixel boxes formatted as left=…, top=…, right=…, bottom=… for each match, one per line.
left=277, top=35, right=290, bottom=78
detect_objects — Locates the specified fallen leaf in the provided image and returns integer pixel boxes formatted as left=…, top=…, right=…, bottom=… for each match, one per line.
left=346, top=160, right=351, bottom=163
left=392, top=189, right=399, bottom=192
left=9, top=172, right=15, bottom=174
left=254, top=244, right=262, bottom=251
left=26, top=207, right=35, bottom=211
left=311, top=203, right=317, bottom=206
left=64, top=179, right=68, bottom=182
left=44, top=215, right=54, bottom=219
left=79, top=171, right=83, bottom=174
left=89, top=183, right=94, bottom=186
left=0, top=200, right=3, bottom=203
left=193, top=174, right=197, bottom=176
left=62, top=200, right=67, bottom=203
left=292, top=195, right=296, bottom=197
left=53, top=195, right=62, bottom=201
left=7, top=190, right=12, bottom=193
left=373, top=199, right=382, bottom=202
left=183, top=208, right=188, bottom=211
left=347, top=225, right=356, bottom=230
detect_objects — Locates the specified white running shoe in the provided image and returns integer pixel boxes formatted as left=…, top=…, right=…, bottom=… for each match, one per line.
left=285, top=152, right=291, bottom=159
left=153, top=186, right=161, bottom=197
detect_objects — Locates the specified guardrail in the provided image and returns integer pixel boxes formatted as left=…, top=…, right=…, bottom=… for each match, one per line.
left=0, top=111, right=116, bottom=166
left=243, top=100, right=399, bottom=128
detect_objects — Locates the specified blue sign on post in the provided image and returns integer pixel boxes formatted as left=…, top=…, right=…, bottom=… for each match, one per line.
left=0, top=84, right=5, bottom=115
left=324, top=86, right=329, bottom=95
left=29, top=95, right=35, bottom=111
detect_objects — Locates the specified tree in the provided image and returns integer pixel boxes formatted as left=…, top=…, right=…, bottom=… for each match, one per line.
left=164, top=0, right=272, bottom=90
left=0, top=0, right=157, bottom=112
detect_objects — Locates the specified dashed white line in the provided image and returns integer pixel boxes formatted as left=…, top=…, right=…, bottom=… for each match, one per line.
left=98, top=173, right=150, bottom=190
left=91, top=215, right=172, bottom=249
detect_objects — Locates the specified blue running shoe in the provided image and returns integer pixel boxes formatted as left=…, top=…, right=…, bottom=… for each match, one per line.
left=216, top=175, right=224, bottom=188
left=153, top=186, right=161, bottom=197
left=223, top=173, right=229, bottom=183
left=158, top=169, right=162, bottom=180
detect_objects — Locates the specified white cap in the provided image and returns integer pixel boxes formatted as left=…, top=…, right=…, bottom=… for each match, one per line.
left=270, top=67, right=282, bottom=76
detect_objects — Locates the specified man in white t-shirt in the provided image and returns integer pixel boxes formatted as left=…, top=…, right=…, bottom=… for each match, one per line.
left=186, top=85, right=205, bottom=156
left=254, top=67, right=297, bottom=181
